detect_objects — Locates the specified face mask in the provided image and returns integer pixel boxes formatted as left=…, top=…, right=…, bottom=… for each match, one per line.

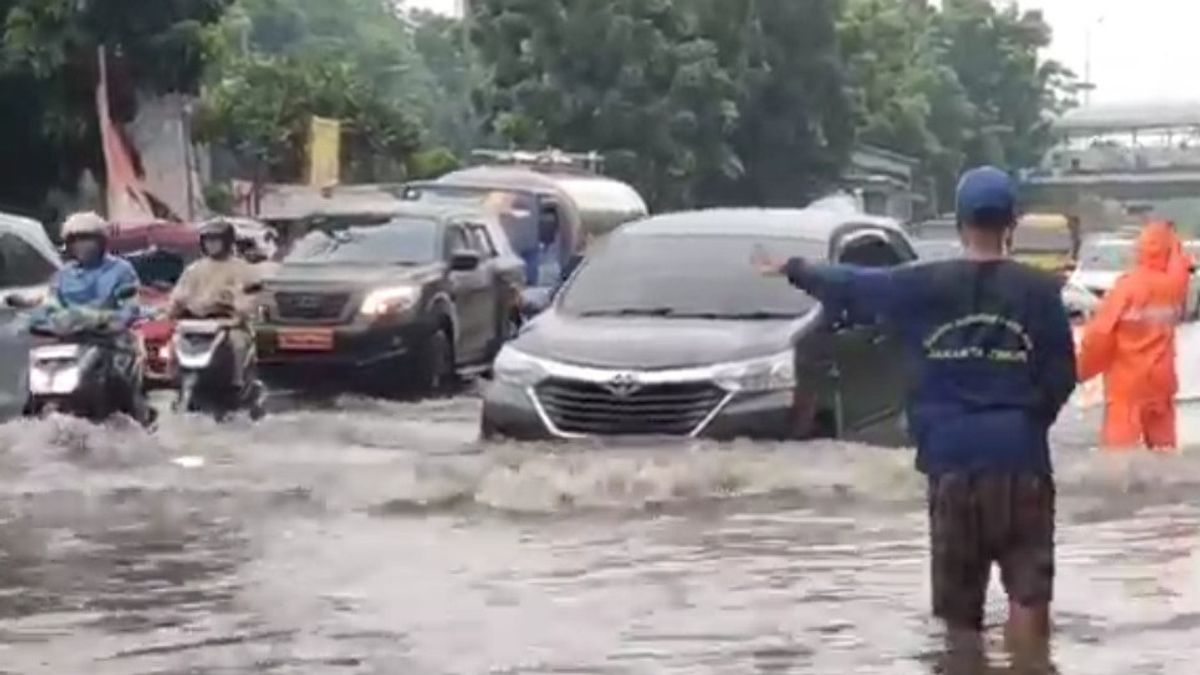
left=68, top=238, right=102, bottom=263
left=202, top=237, right=229, bottom=259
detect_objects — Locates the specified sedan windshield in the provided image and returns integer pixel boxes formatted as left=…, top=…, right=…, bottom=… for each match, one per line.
left=285, top=218, right=439, bottom=265
left=1079, top=240, right=1134, bottom=272
left=559, top=234, right=824, bottom=319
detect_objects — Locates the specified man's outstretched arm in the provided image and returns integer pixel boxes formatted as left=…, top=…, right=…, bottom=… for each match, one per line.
left=752, top=248, right=910, bottom=325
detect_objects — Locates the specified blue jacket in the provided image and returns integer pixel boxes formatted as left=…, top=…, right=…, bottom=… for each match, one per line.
left=42, top=254, right=141, bottom=328
left=785, top=258, right=1076, bottom=476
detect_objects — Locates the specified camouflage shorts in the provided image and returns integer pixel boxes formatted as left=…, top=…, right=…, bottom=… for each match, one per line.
left=928, top=473, right=1056, bottom=629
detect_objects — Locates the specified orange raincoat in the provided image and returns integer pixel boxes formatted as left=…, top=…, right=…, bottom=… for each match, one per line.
left=1077, top=222, right=1193, bottom=449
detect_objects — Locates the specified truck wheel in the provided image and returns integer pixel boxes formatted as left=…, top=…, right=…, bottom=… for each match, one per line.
left=413, top=329, right=456, bottom=397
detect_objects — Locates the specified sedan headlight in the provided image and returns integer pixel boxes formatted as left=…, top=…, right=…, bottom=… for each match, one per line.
left=493, top=346, right=548, bottom=387
left=713, top=350, right=796, bottom=393
left=360, top=286, right=419, bottom=316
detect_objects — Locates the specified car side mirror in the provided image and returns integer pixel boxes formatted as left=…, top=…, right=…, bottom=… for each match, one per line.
left=450, top=250, right=481, bottom=272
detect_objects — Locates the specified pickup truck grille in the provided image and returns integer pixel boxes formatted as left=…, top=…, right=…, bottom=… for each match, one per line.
left=535, top=378, right=726, bottom=436
left=274, top=292, right=350, bottom=322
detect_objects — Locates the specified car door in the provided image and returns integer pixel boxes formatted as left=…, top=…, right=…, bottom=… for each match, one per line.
left=829, top=227, right=911, bottom=439
left=446, top=224, right=493, bottom=363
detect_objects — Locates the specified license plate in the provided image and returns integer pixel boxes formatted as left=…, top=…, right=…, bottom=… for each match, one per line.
left=277, top=328, right=334, bottom=352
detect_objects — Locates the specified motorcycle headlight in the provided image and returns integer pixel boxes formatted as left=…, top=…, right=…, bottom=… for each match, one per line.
left=713, top=349, right=796, bottom=393
left=360, top=286, right=419, bottom=316
left=493, top=346, right=548, bottom=388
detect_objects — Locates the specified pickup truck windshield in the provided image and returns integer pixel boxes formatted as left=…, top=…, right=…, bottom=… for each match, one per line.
left=285, top=218, right=440, bottom=266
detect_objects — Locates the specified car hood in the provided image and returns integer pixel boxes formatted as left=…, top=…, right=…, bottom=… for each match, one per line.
left=267, top=263, right=439, bottom=288
left=514, top=310, right=818, bottom=370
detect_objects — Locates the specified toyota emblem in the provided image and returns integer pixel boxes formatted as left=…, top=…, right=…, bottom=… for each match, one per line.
left=604, top=372, right=643, bottom=398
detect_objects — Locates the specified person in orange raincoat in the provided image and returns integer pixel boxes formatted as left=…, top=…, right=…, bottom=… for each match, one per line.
left=1077, top=221, right=1194, bottom=450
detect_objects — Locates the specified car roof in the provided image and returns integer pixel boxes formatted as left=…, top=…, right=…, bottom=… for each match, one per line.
left=619, top=207, right=906, bottom=242
left=0, top=211, right=61, bottom=268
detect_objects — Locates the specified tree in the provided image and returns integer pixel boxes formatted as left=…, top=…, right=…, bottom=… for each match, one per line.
left=938, top=0, right=1076, bottom=171
left=193, top=54, right=423, bottom=183
left=839, top=0, right=1075, bottom=208
left=713, top=0, right=856, bottom=206
left=0, top=0, right=231, bottom=217
left=409, top=9, right=484, bottom=155
left=472, top=0, right=852, bottom=210
left=472, top=0, right=744, bottom=209
left=196, top=0, right=461, bottom=184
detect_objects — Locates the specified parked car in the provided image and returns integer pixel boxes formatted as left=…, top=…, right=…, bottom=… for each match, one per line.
left=109, top=221, right=202, bottom=387
left=1061, top=279, right=1100, bottom=323
left=1070, top=235, right=1200, bottom=319
left=0, top=212, right=62, bottom=419
left=481, top=208, right=918, bottom=444
left=256, top=206, right=525, bottom=395
left=1069, top=235, right=1133, bottom=299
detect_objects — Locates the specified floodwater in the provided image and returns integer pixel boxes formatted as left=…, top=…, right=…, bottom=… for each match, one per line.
left=3, top=342, right=1200, bottom=674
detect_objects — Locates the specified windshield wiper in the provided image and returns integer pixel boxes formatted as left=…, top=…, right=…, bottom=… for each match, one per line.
left=578, top=307, right=678, bottom=317
left=698, top=310, right=801, bottom=320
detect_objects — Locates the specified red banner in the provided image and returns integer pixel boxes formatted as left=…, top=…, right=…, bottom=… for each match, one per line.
left=96, top=46, right=154, bottom=223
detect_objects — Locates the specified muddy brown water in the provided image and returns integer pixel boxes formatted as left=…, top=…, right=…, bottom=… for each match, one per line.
left=2, top=371, right=1200, bottom=673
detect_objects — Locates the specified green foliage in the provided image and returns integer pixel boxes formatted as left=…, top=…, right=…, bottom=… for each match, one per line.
left=194, top=53, right=422, bottom=183
left=407, top=147, right=462, bottom=179
left=840, top=0, right=1076, bottom=207
left=0, top=0, right=231, bottom=216
left=472, top=0, right=854, bottom=210
left=196, top=0, right=466, bottom=184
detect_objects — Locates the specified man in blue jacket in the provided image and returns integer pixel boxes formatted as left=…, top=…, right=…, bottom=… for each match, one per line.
left=754, top=167, right=1076, bottom=644
left=33, top=212, right=153, bottom=426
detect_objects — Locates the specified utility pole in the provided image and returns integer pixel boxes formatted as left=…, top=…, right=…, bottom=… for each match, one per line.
left=1083, top=15, right=1106, bottom=106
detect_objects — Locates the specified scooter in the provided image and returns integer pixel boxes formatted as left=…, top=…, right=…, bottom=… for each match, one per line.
left=172, top=287, right=267, bottom=421
left=12, top=290, right=152, bottom=425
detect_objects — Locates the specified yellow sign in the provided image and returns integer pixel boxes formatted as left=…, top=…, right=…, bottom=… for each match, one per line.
left=308, top=116, right=341, bottom=187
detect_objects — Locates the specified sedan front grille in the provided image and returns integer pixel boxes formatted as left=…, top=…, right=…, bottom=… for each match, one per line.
left=535, top=378, right=727, bottom=436
left=274, top=292, right=350, bottom=322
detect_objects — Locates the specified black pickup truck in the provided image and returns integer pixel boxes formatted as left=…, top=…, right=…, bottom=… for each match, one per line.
left=256, top=209, right=525, bottom=395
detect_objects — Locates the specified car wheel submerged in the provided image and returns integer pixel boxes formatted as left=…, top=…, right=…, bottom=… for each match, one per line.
left=412, top=328, right=457, bottom=397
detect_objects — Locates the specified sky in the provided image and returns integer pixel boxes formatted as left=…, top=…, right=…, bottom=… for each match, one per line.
left=408, top=0, right=1198, bottom=106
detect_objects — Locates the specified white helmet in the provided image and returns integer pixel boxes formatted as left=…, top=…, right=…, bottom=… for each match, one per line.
left=61, top=211, right=109, bottom=239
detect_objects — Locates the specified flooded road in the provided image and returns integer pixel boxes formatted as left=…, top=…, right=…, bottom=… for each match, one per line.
left=3, top=345, right=1200, bottom=673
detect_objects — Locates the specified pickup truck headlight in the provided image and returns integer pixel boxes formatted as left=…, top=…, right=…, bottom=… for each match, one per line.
left=493, top=346, right=548, bottom=387
left=713, top=349, right=796, bottom=393
left=360, top=286, right=419, bottom=316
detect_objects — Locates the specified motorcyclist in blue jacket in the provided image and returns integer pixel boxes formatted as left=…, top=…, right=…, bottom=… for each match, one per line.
left=33, top=212, right=153, bottom=426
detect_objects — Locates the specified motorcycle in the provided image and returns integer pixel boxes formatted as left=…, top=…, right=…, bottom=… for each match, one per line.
left=171, top=285, right=267, bottom=421
left=11, top=289, right=153, bottom=425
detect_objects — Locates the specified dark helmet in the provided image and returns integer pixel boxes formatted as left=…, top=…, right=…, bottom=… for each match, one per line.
left=199, top=218, right=236, bottom=257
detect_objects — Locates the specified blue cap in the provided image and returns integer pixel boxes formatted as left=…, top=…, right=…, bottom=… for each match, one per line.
left=956, top=166, right=1017, bottom=225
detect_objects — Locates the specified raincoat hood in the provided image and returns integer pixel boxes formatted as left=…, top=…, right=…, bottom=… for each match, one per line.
left=1136, top=221, right=1176, bottom=272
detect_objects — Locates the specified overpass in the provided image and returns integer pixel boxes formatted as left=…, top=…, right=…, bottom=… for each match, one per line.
left=1021, top=102, right=1200, bottom=230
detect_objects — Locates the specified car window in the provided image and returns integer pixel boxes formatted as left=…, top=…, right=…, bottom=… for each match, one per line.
left=129, top=250, right=186, bottom=288
left=560, top=233, right=825, bottom=319
left=284, top=218, right=440, bottom=265
left=1079, top=240, right=1134, bottom=272
left=467, top=224, right=497, bottom=257
left=0, top=233, right=57, bottom=288
left=446, top=225, right=472, bottom=255
left=838, top=231, right=905, bottom=268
